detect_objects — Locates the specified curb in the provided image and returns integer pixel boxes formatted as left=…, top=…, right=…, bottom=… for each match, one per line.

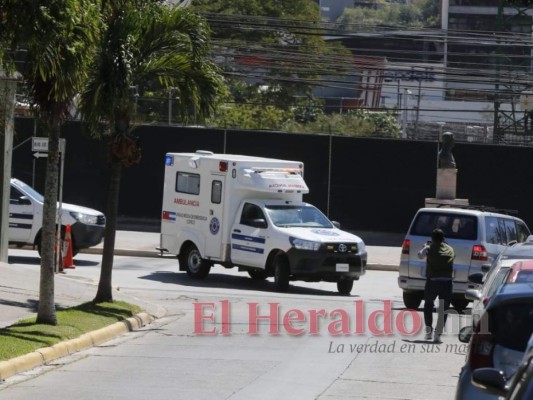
left=366, top=263, right=399, bottom=272
left=0, top=312, right=154, bottom=381
left=80, top=248, right=162, bottom=258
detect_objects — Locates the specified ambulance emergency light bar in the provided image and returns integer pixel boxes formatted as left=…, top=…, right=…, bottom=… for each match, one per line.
left=239, top=168, right=309, bottom=194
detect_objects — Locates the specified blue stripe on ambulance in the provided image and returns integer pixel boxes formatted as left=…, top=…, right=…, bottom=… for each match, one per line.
left=232, top=244, right=264, bottom=254
left=231, top=233, right=265, bottom=254
left=231, top=233, right=266, bottom=244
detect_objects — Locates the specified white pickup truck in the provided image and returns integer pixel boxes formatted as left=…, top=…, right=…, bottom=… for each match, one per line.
left=9, top=178, right=106, bottom=256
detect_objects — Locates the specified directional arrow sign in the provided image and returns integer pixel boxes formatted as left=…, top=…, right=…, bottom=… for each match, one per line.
left=32, top=152, right=48, bottom=159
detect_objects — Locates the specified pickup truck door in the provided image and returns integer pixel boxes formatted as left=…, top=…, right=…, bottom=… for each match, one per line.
left=230, top=203, right=268, bottom=269
left=9, top=186, right=34, bottom=243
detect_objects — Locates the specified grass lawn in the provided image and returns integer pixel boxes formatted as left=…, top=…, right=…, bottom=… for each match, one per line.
left=0, top=301, right=141, bottom=361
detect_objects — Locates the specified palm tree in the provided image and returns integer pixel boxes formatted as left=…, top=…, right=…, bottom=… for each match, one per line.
left=1, top=0, right=100, bottom=324
left=80, top=0, right=224, bottom=303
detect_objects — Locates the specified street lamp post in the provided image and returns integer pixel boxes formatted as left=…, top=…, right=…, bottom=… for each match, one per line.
left=402, top=88, right=412, bottom=139
left=168, top=87, right=176, bottom=125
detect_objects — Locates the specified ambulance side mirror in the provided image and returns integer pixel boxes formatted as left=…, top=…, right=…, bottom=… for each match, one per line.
left=332, top=221, right=341, bottom=229
left=249, top=219, right=267, bottom=229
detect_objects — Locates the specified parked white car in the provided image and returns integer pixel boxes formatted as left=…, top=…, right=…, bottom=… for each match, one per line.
left=9, top=178, right=105, bottom=256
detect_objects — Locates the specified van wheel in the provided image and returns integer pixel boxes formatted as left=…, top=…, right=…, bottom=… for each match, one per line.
left=274, top=255, right=290, bottom=292
left=403, top=291, right=423, bottom=310
left=180, top=245, right=211, bottom=279
left=337, top=279, right=354, bottom=295
left=452, top=299, right=469, bottom=314
left=248, top=269, right=268, bottom=280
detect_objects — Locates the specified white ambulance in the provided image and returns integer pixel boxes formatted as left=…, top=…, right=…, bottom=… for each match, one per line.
left=160, top=150, right=367, bottom=294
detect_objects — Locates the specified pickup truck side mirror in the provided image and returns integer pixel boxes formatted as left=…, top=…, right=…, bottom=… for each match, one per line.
left=332, top=221, right=341, bottom=229
left=13, top=195, right=32, bottom=206
left=249, top=218, right=267, bottom=229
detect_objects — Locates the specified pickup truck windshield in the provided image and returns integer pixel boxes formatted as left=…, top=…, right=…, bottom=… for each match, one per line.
left=265, top=204, right=333, bottom=228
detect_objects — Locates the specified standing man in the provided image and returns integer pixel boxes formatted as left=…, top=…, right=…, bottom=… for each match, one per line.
left=418, top=228, right=455, bottom=343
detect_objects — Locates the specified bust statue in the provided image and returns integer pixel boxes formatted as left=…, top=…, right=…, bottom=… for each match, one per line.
left=439, top=132, right=456, bottom=169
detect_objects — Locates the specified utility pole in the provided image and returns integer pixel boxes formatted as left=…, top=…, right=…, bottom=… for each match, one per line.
left=493, top=0, right=533, bottom=143
left=0, top=71, right=20, bottom=262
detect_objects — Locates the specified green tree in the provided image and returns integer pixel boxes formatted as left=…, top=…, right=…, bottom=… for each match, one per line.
left=190, top=0, right=351, bottom=109
left=1, top=0, right=100, bottom=324
left=337, top=0, right=439, bottom=29
left=79, top=0, right=224, bottom=303
left=283, top=109, right=401, bottom=138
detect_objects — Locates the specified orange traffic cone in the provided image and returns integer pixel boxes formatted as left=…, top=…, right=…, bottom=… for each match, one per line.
left=62, top=224, right=76, bottom=269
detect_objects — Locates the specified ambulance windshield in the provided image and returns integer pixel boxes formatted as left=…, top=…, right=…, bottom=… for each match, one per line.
left=266, top=204, right=333, bottom=228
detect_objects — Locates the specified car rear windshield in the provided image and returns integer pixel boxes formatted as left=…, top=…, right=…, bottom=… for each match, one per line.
left=410, top=212, right=478, bottom=240
left=491, top=303, right=533, bottom=351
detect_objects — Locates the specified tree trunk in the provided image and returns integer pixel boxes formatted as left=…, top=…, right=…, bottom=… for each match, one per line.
left=93, top=157, right=122, bottom=303
left=36, top=116, right=61, bottom=325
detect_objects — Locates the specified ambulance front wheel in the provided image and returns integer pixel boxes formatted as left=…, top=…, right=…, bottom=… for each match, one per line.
left=274, top=254, right=290, bottom=292
left=337, top=279, right=354, bottom=295
left=180, top=244, right=211, bottom=279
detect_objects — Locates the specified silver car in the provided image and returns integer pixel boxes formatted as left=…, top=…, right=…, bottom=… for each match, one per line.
left=398, top=207, right=530, bottom=312
left=455, top=283, right=533, bottom=399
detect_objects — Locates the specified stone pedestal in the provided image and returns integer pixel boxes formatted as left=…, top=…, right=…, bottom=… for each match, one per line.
left=436, top=168, right=457, bottom=199
left=425, top=197, right=470, bottom=208
left=425, top=168, right=469, bottom=208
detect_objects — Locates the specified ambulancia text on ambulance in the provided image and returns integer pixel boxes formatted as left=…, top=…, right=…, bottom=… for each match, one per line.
left=160, top=150, right=367, bottom=294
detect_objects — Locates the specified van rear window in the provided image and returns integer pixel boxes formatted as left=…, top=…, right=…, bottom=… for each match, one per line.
left=411, top=212, right=478, bottom=240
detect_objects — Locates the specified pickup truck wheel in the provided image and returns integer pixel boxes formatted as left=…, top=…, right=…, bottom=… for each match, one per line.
left=37, top=235, right=79, bottom=258
left=451, top=299, right=469, bottom=314
left=248, top=269, right=268, bottom=280
left=274, top=255, right=290, bottom=292
left=181, top=245, right=211, bottom=279
left=337, top=279, right=354, bottom=295
left=403, top=291, right=423, bottom=310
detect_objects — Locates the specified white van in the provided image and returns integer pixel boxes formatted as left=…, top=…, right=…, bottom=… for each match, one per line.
left=398, top=207, right=531, bottom=312
left=9, top=178, right=106, bottom=256
left=160, top=151, right=367, bottom=294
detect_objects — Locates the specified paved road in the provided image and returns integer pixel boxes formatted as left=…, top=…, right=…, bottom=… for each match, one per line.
left=0, top=249, right=466, bottom=400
